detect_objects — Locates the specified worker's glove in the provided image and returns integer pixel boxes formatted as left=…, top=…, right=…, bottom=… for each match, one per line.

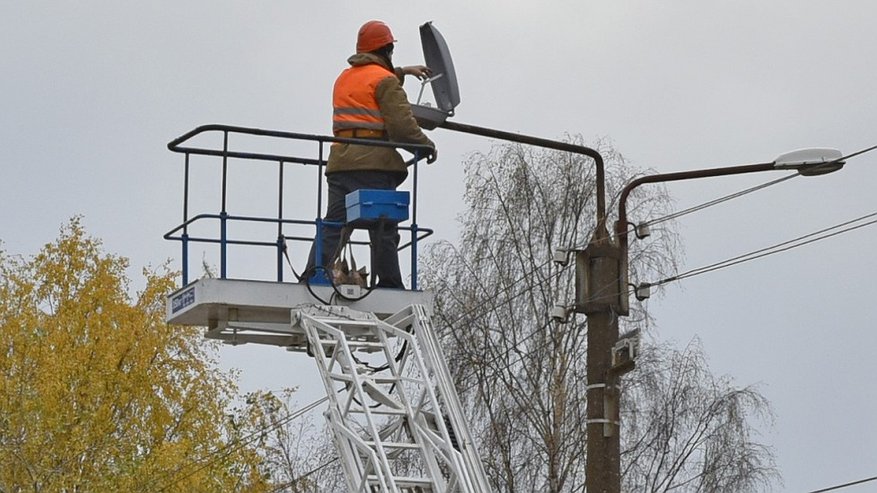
left=427, top=147, right=438, bottom=164
left=402, top=65, right=433, bottom=80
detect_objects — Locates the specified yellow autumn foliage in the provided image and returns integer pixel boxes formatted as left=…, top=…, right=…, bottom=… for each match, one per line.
left=0, top=219, right=271, bottom=492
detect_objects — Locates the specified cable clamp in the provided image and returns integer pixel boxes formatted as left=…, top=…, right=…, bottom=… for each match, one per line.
left=585, top=418, right=620, bottom=426
left=585, top=383, right=619, bottom=391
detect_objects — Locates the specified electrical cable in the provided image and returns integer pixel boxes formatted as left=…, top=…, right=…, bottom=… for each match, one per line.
left=311, top=220, right=422, bottom=303
left=447, top=258, right=609, bottom=398
left=572, top=170, right=796, bottom=249
left=275, top=457, right=341, bottom=492
left=441, top=209, right=877, bottom=406
left=456, top=318, right=557, bottom=397
left=428, top=259, right=574, bottom=394
left=805, top=474, right=877, bottom=493
left=302, top=266, right=332, bottom=305
left=838, top=142, right=877, bottom=162
left=350, top=332, right=410, bottom=373
left=605, top=173, right=799, bottom=246
left=295, top=224, right=378, bottom=304
left=281, top=237, right=305, bottom=282
left=152, top=396, right=329, bottom=492
left=347, top=329, right=411, bottom=409
left=442, top=258, right=558, bottom=326
left=155, top=397, right=327, bottom=491
left=643, top=174, right=797, bottom=228
left=650, top=211, right=877, bottom=287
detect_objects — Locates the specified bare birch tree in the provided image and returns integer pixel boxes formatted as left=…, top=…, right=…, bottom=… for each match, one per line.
left=622, top=339, right=776, bottom=492
left=420, top=137, right=777, bottom=492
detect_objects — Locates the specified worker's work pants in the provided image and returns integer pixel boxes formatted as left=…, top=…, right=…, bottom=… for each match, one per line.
left=306, top=170, right=405, bottom=288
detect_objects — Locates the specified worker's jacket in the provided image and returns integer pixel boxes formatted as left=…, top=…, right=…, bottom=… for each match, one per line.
left=327, top=52, right=434, bottom=177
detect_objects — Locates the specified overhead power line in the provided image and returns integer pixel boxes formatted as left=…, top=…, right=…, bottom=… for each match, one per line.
left=651, top=211, right=877, bottom=287
left=838, top=142, right=877, bottom=162
left=806, top=474, right=877, bottom=493
left=643, top=174, right=797, bottom=228
left=627, top=141, right=877, bottom=235
left=276, top=457, right=341, bottom=492
left=153, top=396, right=329, bottom=492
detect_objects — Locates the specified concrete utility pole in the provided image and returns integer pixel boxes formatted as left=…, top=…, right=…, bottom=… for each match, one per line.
left=575, top=223, right=623, bottom=493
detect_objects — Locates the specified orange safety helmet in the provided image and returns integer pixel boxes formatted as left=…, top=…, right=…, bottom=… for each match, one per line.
left=356, top=20, right=396, bottom=53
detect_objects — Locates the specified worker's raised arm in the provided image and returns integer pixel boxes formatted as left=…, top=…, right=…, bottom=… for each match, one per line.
left=399, top=65, right=432, bottom=80
left=375, top=76, right=436, bottom=158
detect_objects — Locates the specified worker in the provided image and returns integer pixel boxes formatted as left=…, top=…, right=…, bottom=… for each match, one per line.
left=306, top=20, right=437, bottom=289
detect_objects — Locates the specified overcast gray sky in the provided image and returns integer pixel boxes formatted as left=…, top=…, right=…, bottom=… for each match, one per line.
left=2, top=2, right=875, bottom=491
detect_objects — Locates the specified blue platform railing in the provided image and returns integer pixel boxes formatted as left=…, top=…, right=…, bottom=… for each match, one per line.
left=163, top=124, right=434, bottom=289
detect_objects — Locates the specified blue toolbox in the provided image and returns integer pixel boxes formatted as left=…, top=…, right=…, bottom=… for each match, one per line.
left=345, top=189, right=410, bottom=223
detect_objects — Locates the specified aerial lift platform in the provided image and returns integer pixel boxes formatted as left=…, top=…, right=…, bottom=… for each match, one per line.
left=164, top=23, right=489, bottom=492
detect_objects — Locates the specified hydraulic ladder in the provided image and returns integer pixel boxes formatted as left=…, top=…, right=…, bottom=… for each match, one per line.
left=294, top=304, right=491, bottom=493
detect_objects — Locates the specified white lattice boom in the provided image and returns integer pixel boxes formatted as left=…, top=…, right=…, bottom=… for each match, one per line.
left=294, top=304, right=491, bottom=493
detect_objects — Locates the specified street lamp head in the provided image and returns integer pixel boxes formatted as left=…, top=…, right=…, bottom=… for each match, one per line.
left=773, top=148, right=845, bottom=176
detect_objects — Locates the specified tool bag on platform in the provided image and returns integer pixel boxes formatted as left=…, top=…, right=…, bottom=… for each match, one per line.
left=330, top=226, right=368, bottom=287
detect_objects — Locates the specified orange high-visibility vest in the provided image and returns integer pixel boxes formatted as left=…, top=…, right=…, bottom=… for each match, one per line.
left=332, top=63, right=394, bottom=134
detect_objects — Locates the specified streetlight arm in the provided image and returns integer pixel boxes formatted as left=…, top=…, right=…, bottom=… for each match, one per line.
left=616, top=147, right=844, bottom=240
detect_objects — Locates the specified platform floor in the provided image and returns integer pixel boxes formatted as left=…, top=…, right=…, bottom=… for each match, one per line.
left=166, top=278, right=434, bottom=350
